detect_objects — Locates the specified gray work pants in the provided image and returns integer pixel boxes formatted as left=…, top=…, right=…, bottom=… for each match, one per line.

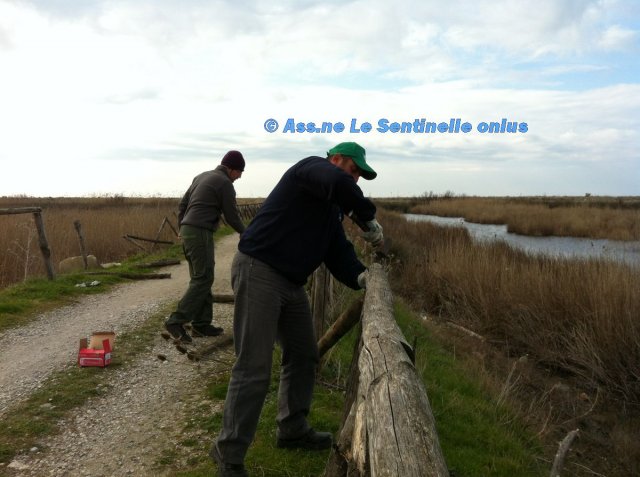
left=216, top=252, right=319, bottom=464
left=166, top=224, right=215, bottom=327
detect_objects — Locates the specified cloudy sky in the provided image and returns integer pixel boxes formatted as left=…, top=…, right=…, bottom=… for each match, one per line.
left=1, top=0, right=638, bottom=198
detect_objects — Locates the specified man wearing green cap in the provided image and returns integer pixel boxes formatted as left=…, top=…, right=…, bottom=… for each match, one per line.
left=211, top=142, right=382, bottom=477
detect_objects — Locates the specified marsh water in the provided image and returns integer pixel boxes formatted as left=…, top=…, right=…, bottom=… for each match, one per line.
left=405, top=214, right=640, bottom=267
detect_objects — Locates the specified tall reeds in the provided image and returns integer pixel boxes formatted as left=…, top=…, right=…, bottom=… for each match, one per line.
left=408, top=197, right=640, bottom=241
left=0, top=197, right=180, bottom=288
left=378, top=209, right=640, bottom=401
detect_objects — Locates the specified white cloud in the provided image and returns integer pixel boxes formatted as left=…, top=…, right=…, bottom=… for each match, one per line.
left=0, top=0, right=638, bottom=197
left=598, top=24, right=638, bottom=50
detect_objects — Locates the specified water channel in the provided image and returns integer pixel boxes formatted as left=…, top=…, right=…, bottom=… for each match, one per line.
left=405, top=214, right=640, bottom=268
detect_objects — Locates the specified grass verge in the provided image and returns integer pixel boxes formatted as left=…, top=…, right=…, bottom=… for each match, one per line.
left=394, top=300, right=545, bottom=477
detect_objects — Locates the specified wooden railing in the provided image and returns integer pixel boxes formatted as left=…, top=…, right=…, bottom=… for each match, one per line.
left=316, top=263, right=449, bottom=477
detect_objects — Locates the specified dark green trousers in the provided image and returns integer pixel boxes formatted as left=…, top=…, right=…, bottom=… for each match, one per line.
left=167, top=224, right=215, bottom=327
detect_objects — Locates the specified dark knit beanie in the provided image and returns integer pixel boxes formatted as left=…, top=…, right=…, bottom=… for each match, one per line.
left=221, top=150, right=245, bottom=171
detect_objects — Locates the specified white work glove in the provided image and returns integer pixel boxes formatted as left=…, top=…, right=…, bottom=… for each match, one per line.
left=361, top=219, right=383, bottom=247
left=357, top=271, right=367, bottom=289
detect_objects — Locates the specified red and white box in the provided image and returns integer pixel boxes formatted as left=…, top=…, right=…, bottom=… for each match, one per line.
left=78, top=331, right=115, bottom=367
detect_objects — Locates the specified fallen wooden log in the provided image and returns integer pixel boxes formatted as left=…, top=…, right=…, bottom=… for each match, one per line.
left=445, top=321, right=485, bottom=341
left=317, top=297, right=363, bottom=359
left=213, top=293, right=235, bottom=303
left=124, top=234, right=174, bottom=245
left=187, top=335, right=234, bottom=361
left=86, top=272, right=171, bottom=280
left=138, top=259, right=181, bottom=268
left=123, top=235, right=146, bottom=251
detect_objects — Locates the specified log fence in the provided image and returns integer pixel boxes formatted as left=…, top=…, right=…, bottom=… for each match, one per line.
left=314, top=263, right=449, bottom=477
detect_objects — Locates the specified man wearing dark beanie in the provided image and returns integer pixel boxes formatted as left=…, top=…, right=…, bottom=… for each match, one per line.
left=165, top=150, right=246, bottom=343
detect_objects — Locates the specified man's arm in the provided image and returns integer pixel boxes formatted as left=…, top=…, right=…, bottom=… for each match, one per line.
left=324, top=224, right=366, bottom=290
left=220, top=182, right=246, bottom=234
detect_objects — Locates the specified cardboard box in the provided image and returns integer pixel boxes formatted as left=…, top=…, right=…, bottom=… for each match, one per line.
left=78, top=331, right=115, bottom=367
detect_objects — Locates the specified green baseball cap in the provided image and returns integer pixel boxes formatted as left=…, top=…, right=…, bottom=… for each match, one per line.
left=327, top=142, right=377, bottom=180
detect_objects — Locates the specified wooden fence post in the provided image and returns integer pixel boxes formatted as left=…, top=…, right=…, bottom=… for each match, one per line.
left=33, top=210, right=55, bottom=280
left=311, top=264, right=332, bottom=341
left=73, top=220, right=89, bottom=270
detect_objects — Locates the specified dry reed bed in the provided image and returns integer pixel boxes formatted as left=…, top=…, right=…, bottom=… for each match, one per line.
left=380, top=209, right=640, bottom=402
left=0, top=197, right=180, bottom=288
left=409, top=197, right=640, bottom=241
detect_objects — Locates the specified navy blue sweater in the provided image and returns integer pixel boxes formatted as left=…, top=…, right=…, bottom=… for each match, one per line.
left=238, top=156, right=377, bottom=288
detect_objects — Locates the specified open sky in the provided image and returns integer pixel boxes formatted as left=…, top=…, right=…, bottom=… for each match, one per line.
left=1, top=0, right=638, bottom=198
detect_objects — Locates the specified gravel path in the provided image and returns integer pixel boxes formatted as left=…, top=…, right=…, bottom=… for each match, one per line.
left=2, top=234, right=240, bottom=476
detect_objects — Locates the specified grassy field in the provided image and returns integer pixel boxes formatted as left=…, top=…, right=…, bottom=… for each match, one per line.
left=377, top=195, right=640, bottom=241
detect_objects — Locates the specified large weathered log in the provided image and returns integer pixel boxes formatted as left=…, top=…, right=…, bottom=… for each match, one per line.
left=354, top=263, right=449, bottom=477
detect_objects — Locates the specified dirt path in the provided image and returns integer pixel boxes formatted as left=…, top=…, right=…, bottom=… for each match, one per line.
left=2, top=234, right=240, bottom=476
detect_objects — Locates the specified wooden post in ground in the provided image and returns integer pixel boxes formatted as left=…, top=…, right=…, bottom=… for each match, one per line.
left=311, top=264, right=332, bottom=341
left=73, top=220, right=89, bottom=270
left=32, top=210, right=55, bottom=280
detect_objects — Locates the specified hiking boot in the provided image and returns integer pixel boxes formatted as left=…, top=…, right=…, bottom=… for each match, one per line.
left=210, top=444, right=248, bottom=477
left=276, top=428, right=333, bottom=450
left=164, top=322, right=193, bottom=343
left=191, top=324, right=224, bottom=337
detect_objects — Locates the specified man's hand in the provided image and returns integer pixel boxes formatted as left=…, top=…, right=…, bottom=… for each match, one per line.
left=362, top=219, right=383, bottom=247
